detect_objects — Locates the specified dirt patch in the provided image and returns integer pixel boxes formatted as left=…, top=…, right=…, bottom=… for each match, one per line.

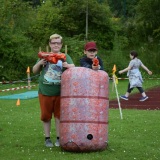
left=109, top=86, right=160, bottom=110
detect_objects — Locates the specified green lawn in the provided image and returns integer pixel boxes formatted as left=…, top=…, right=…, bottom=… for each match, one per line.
left=0, top=80, right=160, bottom=160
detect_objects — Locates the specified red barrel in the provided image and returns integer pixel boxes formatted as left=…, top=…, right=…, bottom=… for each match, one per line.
left=60, top=67, right=109, bottom=152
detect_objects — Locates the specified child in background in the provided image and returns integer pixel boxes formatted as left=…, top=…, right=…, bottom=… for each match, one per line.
left=80, top=41, right=103, bottom=70
left=33, top=34, right=75, bottom=147
left=119, top=50, right=152, bottom=101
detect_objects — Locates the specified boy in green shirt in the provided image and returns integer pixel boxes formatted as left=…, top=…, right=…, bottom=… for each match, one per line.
left=33, top=34, right=75, bottom=147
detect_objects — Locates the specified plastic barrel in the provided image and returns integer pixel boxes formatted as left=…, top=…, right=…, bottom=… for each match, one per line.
left=60, top=67, right=109, bottom=152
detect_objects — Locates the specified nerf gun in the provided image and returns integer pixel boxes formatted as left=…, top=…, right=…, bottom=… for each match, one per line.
left=38, top=52, right=66, bottom=64
left=92, top=57, right=99, bottom=66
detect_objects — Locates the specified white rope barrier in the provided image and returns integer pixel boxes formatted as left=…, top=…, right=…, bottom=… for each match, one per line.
left=0, top=85, right=36, bottom=92
left=0, top=80, right=26, bottom=84
left=109, top=77, right=160, bottom=80
left=1, top=77, right=159, bottom=84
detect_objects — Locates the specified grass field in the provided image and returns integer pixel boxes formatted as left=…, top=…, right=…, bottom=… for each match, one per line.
left=0, top=79, right=160, bottom=160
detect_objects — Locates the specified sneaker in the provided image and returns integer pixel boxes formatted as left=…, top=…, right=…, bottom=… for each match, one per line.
left=139, top=96, right=148, bottom=102
left=120, top=95, right=128, bottom=100
left=45, top=139, right=53, bottom=148
left=55, top=139, right=60, bottom=147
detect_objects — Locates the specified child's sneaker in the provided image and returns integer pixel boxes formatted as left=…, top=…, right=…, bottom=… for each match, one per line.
left=55, top=139, right=60, bottom=147
left=139, top=96, right=148, bottom=102
left=120, top=95, right=128, bottom=100
left=45, top=139, right=53, bottom=148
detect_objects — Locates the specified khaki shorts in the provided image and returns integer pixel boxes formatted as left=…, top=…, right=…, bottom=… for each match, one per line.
left=38, top=94, right=60, bottom=122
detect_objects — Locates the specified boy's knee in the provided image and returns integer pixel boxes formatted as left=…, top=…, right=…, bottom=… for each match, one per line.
left=41, top=115, right=52, bottom=122
left=54, top=114, right=60, bottom=120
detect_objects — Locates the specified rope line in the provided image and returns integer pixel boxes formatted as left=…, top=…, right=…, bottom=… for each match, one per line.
left=0, top=85, right=37, bottom=92
left=0, top=76, right=159, bottom=84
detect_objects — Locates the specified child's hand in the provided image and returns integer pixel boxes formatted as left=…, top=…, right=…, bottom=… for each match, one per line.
left=38, top=59, right=47, bottom=66
left=119, top=71, right=123, bottom=74
left=92, top=64, right=100, bottom=70
left=148, top=70, right=152, bottom=75
left=92, top=58, right=99, bottom=66
left=63, top=62, right=75, bottom=68
left=62, top=62, right=68, bottom=68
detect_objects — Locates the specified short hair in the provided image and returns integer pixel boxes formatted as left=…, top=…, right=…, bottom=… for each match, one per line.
left=49, top=34, right=63, bottom=42
left=130, top=50, right=138, bottom=59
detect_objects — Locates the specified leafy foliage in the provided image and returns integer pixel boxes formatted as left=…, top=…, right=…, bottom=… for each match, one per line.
left=135, top=0, right=160, bottom=40
left=29, top=0, right=114, bottom=49
left=0, top=0, right=35, bottom=80
left=0, top=0, right=160, bottom=80
left=108, top=0, right=139, bottom=18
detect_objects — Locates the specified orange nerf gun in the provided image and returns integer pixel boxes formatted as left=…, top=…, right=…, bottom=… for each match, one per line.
left=92, top=57, right=99, bottom=66
left=38, top=52, right=66, bottom=64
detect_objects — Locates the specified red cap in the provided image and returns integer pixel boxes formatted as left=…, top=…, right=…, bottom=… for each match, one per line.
left=84, top=42, right=97, bottom=51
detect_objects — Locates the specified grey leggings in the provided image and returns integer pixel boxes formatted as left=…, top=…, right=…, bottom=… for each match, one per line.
left=127, top=83, right=144, bottom=93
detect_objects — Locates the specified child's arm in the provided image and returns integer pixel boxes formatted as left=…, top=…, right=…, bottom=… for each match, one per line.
left=119, top=66, right=131, bottom=74
left=33, top=59, right=47, bottom=74
left=80, top=59, right=92, bottom=69
left=62, top=62, right=75, bottom=68
left=63, top=54, right=75, bottom=68
left=141, top=64, right=152, bottom=75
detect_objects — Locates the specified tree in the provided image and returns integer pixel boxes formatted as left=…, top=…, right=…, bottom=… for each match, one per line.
left=135, top=0, right=160, bottom=40
left=22, top=0, right=41, bottom=8
left=0, top=0, right=36, bottom=79
left=29, top=0, right=114, bottom=49
left=108, top=0, right=139, bottom=18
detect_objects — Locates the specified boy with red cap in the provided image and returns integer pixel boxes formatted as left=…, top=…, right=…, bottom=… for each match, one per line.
left=80, top=41, right=103, bottom=70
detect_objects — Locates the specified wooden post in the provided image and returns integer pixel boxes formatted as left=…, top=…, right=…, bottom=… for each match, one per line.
left=39, top=46, right=41, bottom=52
left=46, top=45, right=49, bottom=52
left=65, top=45, right=67, bottom=55
left=86, top=1, right=88, bottom=40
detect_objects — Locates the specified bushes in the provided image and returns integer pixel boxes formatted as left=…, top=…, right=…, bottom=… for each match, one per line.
left=0, top=0, right=159, bottom=80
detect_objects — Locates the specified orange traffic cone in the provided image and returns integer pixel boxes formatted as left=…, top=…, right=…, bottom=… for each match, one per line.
left=16, top=99, right=20, bottom=106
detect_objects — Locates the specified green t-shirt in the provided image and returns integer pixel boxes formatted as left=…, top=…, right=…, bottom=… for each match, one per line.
left=38, top=54, right=73, bottom=96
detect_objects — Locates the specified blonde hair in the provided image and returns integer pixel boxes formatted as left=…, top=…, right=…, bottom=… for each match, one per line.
left=49, top=34, right=62, bottom=42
